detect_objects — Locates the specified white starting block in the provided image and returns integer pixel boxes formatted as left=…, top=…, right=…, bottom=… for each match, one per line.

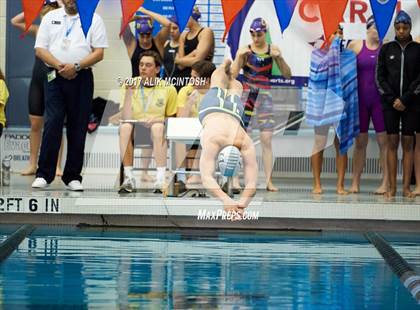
left=166, top=117, right=202, bottom=176
left=166, top=117, right=241, bottom=198
left=166, top=117, right=202, bottom=144
left=166, top=118, right=204, bottom=197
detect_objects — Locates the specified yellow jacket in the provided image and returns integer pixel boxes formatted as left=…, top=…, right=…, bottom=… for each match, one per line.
left=0, top=80, right=9, bottom=127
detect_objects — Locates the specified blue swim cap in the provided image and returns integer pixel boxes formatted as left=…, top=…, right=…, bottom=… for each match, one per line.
left=169, top=15, right=178, bottom=26
left=136, top=16, right=153, bottom=34
left=191, top=6, right=201, bottom=21
left=250, top=18, right=267, bottom=33
left=394, top=10, right=412, bottom=27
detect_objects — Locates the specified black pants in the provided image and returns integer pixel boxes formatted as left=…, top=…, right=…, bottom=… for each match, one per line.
left=36, top=69, right=93, bottom=184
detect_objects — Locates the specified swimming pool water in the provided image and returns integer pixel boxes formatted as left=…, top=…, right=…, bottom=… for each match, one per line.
left=0, top=228, right=419, bottom=309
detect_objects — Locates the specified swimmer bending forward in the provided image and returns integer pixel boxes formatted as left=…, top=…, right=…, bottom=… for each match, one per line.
left=198, top=60, right=258, bottom=213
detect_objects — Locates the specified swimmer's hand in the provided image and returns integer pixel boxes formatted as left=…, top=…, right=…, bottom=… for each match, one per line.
left=270, top=45, right=283, bottom=59
left=220, top=59, right=232, bottom=77
left=223, top=198, right=244, bottom=221
left=393, top=98, right=406, bottom=111
left=237, top=46, right=251, bottom=58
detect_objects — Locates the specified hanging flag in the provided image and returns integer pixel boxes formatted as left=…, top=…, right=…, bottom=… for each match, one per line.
left=172, top=0, right=196, bottom=33
left=221, top=0, right=248, bottom=42
left=369, top=0, right=398, bottom=41
left=76, top=0, right=101, bottom=37
left=318, top=0, right=348, bottom=43
left=273, top=0, right=298, bottom=33
left=120, top=0, right=145, bottom=36
left=21, top=0, right=44, bottom=37
left=227, top=0, right=255, bottom=59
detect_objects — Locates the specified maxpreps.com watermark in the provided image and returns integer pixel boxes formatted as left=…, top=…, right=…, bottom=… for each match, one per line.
left=197, top=209, right=259, bottom=221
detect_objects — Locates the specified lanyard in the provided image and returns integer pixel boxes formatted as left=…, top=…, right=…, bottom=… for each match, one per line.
left=140, top=86, right=155, bottom=114
left=65, top=17, right=77, bottom=38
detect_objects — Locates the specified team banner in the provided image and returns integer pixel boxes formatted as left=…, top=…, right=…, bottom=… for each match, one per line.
left=76, top=0, right=101, bottom=37
left=369, top=0, right=398, bottom=40
left=273, top=0, right=298, bottom=33
left=318, top=0, right=349, bottom=42
left=120, top=0, right=145, bottom=36
left=21, top=0, right=44, bottom=37
left=221, top=0, right=248, bottom=41
left=172, top=0, right=197, bottom=32
left=225, top=0, right=420, bottom=84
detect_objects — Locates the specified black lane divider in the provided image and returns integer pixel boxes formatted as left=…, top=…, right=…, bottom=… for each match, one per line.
left=365, top=232, right=420, bottom=304
left=0, top=225, right=35, bottom=262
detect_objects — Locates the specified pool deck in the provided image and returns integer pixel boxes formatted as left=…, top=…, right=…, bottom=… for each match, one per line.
left=1, top=174, right=419, bottom=232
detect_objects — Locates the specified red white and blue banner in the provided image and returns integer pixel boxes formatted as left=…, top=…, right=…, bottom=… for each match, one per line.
left=22, top=0, right=420, bottom=83
left=224, top=0, right=420, bottom=86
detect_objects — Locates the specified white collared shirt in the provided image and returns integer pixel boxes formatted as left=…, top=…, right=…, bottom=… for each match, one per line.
left=35, top=8, right=108, bottom=64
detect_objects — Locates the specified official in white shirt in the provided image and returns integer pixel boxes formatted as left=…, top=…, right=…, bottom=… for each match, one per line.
left=32, top=0, right=108, bottom=191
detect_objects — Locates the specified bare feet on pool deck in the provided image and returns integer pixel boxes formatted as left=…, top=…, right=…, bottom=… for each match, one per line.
left=266, top=181, right=278, bottom=192
left=21, top=166, right=37, bottom=176
left=55, top=167, right=63, bottom=177
left=336, top=187, right=349, bottom=195
left=312, top=185, right=323, bottom=195
left=141, top=173, right=155, bottom=183
left=348, top=185, right=360, bottom=194
left=413, top=188, right=420, bottom=197
left=403, top=188, right=415, bottom=198
left=374, top=184, right=388, bottom=195
left=384, top=189, right=396, bottom=199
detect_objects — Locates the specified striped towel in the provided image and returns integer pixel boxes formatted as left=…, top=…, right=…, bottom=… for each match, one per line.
left=306, top=39, right=346, bottom=127
left=306, top=38, right=359, bottom=154
left=336, top=48, right=360, bottom=154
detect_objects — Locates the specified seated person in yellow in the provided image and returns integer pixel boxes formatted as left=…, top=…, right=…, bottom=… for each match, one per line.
left=0, top=69, right=9, bottom=138
left=119, top=51, right=177, bottom=193
left=175, top=61, right=215, bottom=187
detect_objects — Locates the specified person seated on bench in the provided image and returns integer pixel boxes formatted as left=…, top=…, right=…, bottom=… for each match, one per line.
left=199, top=59, right=258, bottom=213
left=176, top=60, right=215, bottom=187
left=119, top=50, right=177, bottom=193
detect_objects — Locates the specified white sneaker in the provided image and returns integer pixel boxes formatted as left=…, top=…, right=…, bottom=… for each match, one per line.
left=32, top=177, right=49, bottom=189
left=119, top=177, right=136, bottom=193
left=153, top=180, right=166, bottom=194
left=66, top=180, right=84, bottom=192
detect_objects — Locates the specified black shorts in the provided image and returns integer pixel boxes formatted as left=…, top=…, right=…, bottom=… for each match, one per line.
left=383, top=109, right=418, bottom=136
left=29, top=58, right=49, bottom=116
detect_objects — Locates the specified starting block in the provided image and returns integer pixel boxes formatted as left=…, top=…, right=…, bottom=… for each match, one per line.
left=166, top=118, right=241, bottom=198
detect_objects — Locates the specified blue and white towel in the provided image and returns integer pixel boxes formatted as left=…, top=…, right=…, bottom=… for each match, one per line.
left=306, top=38, right=359, bottom=154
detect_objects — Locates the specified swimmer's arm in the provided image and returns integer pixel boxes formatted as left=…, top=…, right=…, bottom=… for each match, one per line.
left=138, top=7, right=172, bottom=28
left=200, top=142, right=232, bottom=204
left=11, top=12, right=38, bottom=37
left=121, top=19, right=136, bottom=58
left=175, top=28, right=214, bottom=67
left=347, top=40, right=362, bottom=55
left=238, top=138, right=257, bottom=208
left=271, top=45, right=292, bottom=79
left=231, top=46, right=250, bottom=79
